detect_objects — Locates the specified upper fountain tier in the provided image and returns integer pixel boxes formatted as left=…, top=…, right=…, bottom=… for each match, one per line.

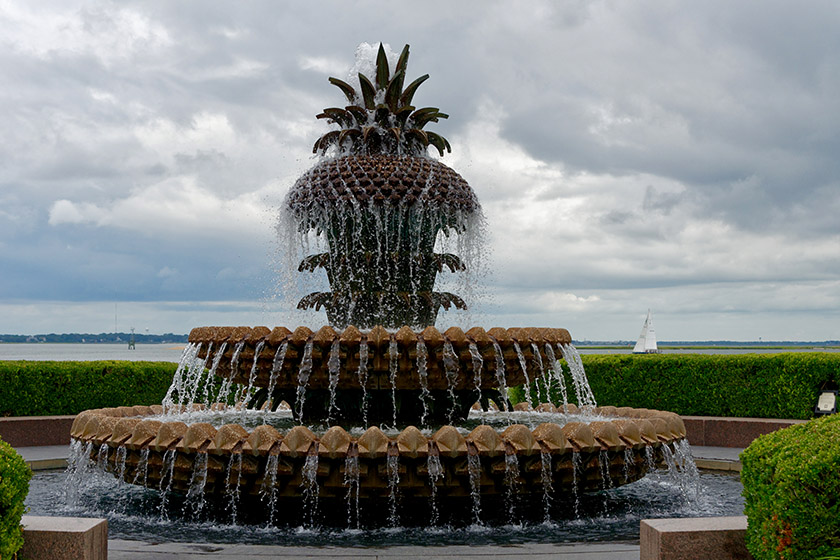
left=186, top=324, right=572, bottom=424
left=283, top=43, right=481, bottom=330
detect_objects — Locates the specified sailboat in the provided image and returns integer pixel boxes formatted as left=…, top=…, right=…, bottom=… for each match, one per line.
left=633, top=309, right=661, bottom=354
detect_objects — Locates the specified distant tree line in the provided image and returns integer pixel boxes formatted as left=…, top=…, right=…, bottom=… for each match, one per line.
left=0, top=332, right=188, bottom=344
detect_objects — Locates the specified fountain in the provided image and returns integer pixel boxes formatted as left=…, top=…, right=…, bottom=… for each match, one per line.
left=67, top=43, right=689, bottom=528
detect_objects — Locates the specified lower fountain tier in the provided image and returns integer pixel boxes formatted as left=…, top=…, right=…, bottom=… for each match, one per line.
left=70, top=404, right=686, bottom=502
left=187, top=325, right=573, bottom=391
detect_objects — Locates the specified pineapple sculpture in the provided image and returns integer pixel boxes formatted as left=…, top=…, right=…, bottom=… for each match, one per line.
left=286, top=43, right=480, bottom=329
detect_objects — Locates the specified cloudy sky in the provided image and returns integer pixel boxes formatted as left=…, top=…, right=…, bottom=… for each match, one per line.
left=1, top=1, right=838, bottom=341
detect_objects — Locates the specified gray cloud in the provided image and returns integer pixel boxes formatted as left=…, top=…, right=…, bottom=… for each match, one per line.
left=0, top=0, right=837, bottom=340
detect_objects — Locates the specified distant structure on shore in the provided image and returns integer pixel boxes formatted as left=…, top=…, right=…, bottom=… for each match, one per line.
left=633, top=309, right=661, bottom=354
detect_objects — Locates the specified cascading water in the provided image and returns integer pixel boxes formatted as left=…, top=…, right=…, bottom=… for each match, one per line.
left=539, top=449, right=553, bottom=524
left=224, top=453, right=243, bottom=524
left=386, top=451, right=400, bottom=527
left=467, top=450, right=483, bottom=525
left=416, top=337, right=431, bottom=426
left=159, top=449, right=177, bottom=520
left=491, top=340, right=509, bottom=411
left=426, top=452, right=443, bottom=525
left=503, top=451, right=521, bottom=525
left=260, top=454, right=280, bottom=525
left=185, top=452, right=209, bottom=519
left=327, top=338, right=341, bottom=423
left=301, top=452, right=320, bottom=528
left=343, top=453, right=361, bottom=530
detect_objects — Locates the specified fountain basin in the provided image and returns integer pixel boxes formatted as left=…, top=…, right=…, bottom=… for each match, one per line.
left=188, top=325, right=572, bottom=390
left=70, top=404, right=686, bottom=505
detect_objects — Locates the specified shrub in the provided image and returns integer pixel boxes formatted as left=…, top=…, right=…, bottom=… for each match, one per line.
left=0, top=361, right=176, bottom=417
left=517, top=353, right=839, bottom=419
left=0, top=436, right=31, bottom=560
left=741, top=414, right=840, bottom=559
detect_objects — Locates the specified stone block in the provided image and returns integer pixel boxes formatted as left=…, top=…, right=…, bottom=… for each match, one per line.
left=641, top=516, right=752, bottom=560
left=680, top=416, right=804, bottom=448
left=0, top=416, right=75, bottom=447
left=20, top=516, right=107, bottom=560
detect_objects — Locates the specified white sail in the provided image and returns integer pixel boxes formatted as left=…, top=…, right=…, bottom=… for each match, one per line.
left=633, top=309, right=660, bottom=354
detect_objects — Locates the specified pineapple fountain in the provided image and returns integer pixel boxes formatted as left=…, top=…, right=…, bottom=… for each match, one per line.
left=68, top=44, right=690, bottom=528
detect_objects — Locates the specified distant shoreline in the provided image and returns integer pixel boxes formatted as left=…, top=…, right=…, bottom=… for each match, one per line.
left=0, top=333, right=188, bottom=344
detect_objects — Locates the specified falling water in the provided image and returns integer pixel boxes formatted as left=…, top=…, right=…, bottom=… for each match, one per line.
left=531, top=342, right=545, bottom=405
left=416, top=338, right=431, bottom=426
left=644, top=446, right=656, bottom=472
left=513, top=341, right=533, bottom=408
left=96, top=443, right=109, bottom=471
left=343, top=454, right=361, bottom=530
left=598, top=450, right=612, bottom=515
left=265, top=341, right=287, bottom=413
left=623, top=448, right=635, bottom=483
left=64, top=440, right=90, bottom=506
left=388, top=338, right=399, bottom=429
left=357, top=339, right=369, bottom=426
left=113, top=446, right=127, bottom=482
left=544, top=344, right=569, bottom=410
left=184, top=452, right=209, bottom=519
left=467, top=452, right=483, bottom=525
left=295, top=340, right=314, bottom=420
left=622, top=448, right=636, bottom=515
left=301, top=452, right=320, bottom=528
left=503, top=452, right=520, bottom=524
left=131, top=448, right=150, bottom=489
left=224, top=453, right=243, bottom=524
left=386, top=452, right=400, bottom=527
left=217, top=341, right=246, bottom=407
left=571, top=451, right=581, bottom=518
left=491, top=340, right=509, bottom=411
left=159, top=449, right=177, bottom=520
left=662, top=442, right=700, bottom=502
left=260, top=454, right=280, bottom=526
left=540, top=450, right=553, bottom=524
left=468, top=341, right=483, bottom=405
left=327, top=338, right=341, bottom=423
left=243, top=341, right=266, bottom=407
left=558, top=343, right=596, bottom=407
left=163, top=342, right=199, bottom=412
left=442, top=339, right=460, bottom=423
left=202, top=341, right=227, bottom=406
left=111, top=446, right=128, bottom=513
left=184, top=342, right=212, bottom=411
left=426, top=453, right=443, bottom=525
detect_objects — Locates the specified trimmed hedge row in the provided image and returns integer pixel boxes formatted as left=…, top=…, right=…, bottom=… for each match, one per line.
left=517, top=353, right=839, bottom=420
left=741, top=414, right=840, bottom=559
left=0, top=361, right=176, bottom=417
left=0, top=436, right=31, bottom=560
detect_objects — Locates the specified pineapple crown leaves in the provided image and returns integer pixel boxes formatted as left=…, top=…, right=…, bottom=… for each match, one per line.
left=313, top=43, right=452, bottom=157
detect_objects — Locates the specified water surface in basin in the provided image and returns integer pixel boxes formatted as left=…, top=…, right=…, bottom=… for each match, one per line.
left=26, top=468, right=743, bottom=545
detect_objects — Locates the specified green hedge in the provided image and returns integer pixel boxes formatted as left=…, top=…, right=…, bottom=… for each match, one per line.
left=0, top=436, right=31, bottom=560
left=0, top=361, right=176, bottom=417
left=517, top=353, right=839, bottom=419
left=741, top=414, right=840, bottom=559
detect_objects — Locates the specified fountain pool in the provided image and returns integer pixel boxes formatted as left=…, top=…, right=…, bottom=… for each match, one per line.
left=26, top=466, right=743, bottom=544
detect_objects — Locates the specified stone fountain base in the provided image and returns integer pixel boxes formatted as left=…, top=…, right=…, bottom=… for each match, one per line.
left=70, top=404, right=686, bottom=510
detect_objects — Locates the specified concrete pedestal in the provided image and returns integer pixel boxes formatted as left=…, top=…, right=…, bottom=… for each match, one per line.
left=21, top=516, right=107, bottom=560
left=641, top=516, right=752, bottom=560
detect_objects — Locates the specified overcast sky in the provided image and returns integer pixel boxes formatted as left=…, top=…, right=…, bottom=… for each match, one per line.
left=1, top=1, right=838, bottom=341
